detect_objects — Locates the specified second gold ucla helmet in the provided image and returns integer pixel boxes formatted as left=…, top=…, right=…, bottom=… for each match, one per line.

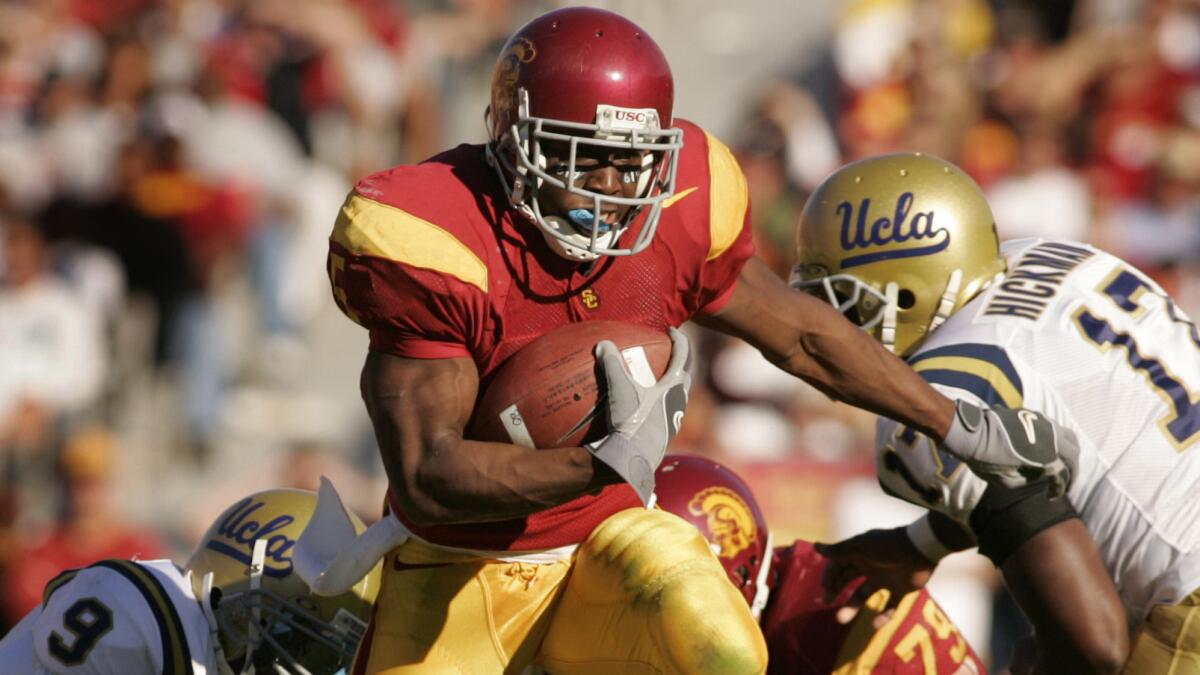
left=790, top=153, right=1006, bottom=355
left=185, top=489, right=382, bottom=675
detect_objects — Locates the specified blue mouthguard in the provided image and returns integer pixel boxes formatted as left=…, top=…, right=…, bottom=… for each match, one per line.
left=567, top=208, right=613, bottom=233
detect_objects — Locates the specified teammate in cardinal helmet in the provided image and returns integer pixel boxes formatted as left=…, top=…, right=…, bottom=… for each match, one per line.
left=326, top=7, right=1076, bottom=673
left=0, top=488, right=381, bottom=674
left=655, top=454, right=987, bottom=674
left=798, top=153, right=1200, bottom=672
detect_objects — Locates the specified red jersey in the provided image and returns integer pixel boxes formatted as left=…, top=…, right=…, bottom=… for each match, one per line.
left=763, top=541, right=986, bottom=675
left=328, top=120, right=754, bottom=550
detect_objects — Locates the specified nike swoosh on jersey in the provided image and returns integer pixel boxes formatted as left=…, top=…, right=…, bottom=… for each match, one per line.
left=662, top=187, right=698, bottom=209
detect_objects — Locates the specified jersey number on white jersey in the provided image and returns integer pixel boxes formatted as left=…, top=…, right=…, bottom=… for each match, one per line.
left=48, top=598, right=114, bottom=666
left=1073, top=266, right=1200, bottom=450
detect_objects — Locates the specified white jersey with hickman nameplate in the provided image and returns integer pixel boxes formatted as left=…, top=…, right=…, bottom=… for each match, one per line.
left=0, top=559, right=217, bottom=674
left=877, top=238, right=1200, bottom=625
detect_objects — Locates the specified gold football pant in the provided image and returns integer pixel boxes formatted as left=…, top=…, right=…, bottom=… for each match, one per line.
left=355, top=508, right=767, bottom=674
left=1122, top=587, right=1200, bottom=674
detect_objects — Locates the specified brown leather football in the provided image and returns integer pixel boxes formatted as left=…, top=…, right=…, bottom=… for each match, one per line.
left=469, top=321, right=672, bottom=449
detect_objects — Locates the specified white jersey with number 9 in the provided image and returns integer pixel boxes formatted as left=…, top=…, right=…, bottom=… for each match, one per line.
left=0, top=559, right=217, bottom=674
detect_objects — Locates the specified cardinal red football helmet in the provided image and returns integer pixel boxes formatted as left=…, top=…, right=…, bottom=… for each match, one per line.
left=655, top=455, right=774, bottom=619
left=485, top=7, right=684, bottom=261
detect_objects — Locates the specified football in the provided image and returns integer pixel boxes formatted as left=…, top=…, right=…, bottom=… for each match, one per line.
left=469, top=321, right=673, bottom=449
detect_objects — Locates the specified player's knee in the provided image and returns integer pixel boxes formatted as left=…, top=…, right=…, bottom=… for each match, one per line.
left=581, top=508, right=716, bottom=592
left=585, top=508, right=712, bottom=560
left=574, top=509, right=766, bottom=673
left=658, top=578, right=767, bottom=674
left=712, top=632, right=768, bottom=675
left=662, top=602, right=767, bottom=674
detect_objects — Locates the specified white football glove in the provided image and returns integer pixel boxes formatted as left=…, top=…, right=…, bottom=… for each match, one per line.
left=941, top=400, right=1080, bottom=498
left=586, top=327, right=692, bottom=505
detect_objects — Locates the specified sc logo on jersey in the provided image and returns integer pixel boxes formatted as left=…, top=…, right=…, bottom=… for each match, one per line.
left=580, top=289, right=600, bottom=310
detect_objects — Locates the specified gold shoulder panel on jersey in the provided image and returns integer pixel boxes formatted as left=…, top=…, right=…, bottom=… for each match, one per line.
left=93, top=560, right=194, bottom=675
left=42, top=568, right=81, bottom=606
left=908, top=343, right=1024, bottom=409
left=702, top=131, right=749, bottom=261
left=331, top=193, right=489, bottom=292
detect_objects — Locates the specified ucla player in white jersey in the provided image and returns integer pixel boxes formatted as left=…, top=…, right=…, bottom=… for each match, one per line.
left=0, top=489, right=381, bottom=674
left=793, top=153, right=1200, bottom=673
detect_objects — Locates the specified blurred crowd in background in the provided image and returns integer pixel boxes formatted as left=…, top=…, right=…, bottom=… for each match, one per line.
left=0, top=0, right=1197, bottom=670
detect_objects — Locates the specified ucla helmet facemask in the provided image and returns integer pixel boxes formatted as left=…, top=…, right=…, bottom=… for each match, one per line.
left=790, top=153, right=1006, bottom=356
left=185, top=489, right=382, bottom=675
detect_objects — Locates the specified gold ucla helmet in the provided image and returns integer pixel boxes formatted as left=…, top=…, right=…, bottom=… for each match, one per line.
left=790, top=153, right=1006, bottom=355
left=185, top=489, right=381, bottom=675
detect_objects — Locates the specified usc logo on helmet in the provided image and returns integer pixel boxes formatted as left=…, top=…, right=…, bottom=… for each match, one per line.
left=492, top=37, right=537, bottom=114
left=687, top=487, right=758, bottom=558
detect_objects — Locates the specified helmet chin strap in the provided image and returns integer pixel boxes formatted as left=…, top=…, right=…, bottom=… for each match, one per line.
left=928, top=269, right=963, bottom=335
left=749, top=530, right=774, bottom=622
left=238, top=538, right=269, bottom=675
left=199, top=571, right=239, bottom=675
left=880, top=282, right=900, bottom=353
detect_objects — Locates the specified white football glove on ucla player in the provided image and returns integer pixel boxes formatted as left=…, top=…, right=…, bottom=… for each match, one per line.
left=586, top=327, right=692, bottom=506
left=942, top=400, right=1080, bottom=498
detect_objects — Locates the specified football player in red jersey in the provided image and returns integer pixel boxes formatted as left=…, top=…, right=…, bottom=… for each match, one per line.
left=319, top=7, right=1075, bottom=674
left=656, top=454, right=987, bottom=675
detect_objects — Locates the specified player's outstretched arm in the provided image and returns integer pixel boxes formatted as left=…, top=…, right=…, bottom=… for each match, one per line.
left=700, top=257, right=1076, bottom=492
left=361, top=351, right=618, bottom=525
left=699, top=257, right=955, bottom=439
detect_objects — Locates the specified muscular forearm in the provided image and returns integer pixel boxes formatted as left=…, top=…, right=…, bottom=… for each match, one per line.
left=784, top=304, right=953, bottom=440
left=389, top=436, right=616, bottom=526
left=1002, top=519, right=1129, bottom=673
left=703, top=258, right=954, bottom=440
left=362, top=350, right=619, bottom=525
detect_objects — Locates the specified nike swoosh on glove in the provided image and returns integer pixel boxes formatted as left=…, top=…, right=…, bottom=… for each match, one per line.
left=586, top=327, right=692, bottom=505
left=941, top=400, right=1080, bottom=498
